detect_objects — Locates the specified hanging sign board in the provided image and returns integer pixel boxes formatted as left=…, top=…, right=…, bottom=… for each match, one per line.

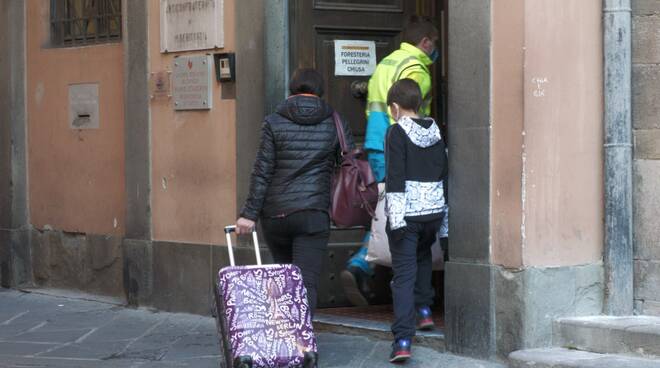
left=172, top=55, right=213, bottom=110
left=334, top=40, right=377, bottom=76
left=160, top=0, right=224, bottom=53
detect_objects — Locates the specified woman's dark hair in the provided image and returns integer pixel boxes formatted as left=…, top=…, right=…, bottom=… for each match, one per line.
left=387, top=79, right=422, bottom=112
left=402, top=15, right=439, bottom=45
left=289, top=68, right=325, bottom=97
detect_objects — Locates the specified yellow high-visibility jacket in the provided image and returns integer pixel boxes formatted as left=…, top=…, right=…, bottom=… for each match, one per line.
left=364, top=42, right=433, bottom=181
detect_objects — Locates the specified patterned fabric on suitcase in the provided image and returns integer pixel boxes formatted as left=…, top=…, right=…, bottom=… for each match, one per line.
left=217, top=264, right=317, bottom=368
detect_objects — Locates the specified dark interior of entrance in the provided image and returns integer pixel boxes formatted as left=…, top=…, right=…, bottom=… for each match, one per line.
left=289, top=0, right=449, bottom=330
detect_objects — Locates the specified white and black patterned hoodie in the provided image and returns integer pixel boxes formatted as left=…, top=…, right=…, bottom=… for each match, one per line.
left=385, top=116, right=447, bottom=230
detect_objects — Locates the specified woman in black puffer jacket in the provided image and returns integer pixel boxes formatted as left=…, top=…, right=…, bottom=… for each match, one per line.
left=235, top=68, right=354, bottom=313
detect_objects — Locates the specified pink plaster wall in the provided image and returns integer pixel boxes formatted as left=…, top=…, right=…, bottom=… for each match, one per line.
left=26, top=0, right=125, bottom=235
left=521, top=0, right=604, bottom=267
left=149, top=0, right=238, bottom=244
left=491, top=0, right=525, bottom=268
left=490, top=0, right=604, bottom=268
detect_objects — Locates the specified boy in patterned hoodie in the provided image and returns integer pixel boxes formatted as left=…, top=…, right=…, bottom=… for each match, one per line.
left=384, top=79, right=447, bottom=363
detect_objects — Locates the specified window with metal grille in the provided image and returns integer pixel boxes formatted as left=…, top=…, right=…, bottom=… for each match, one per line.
left=50, top=0, right=122, bottom=47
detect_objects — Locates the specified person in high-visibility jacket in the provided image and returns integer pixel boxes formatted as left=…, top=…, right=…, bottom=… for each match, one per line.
left=365, top=17, right=438, bottom=181
left=341, top=16, right=441, bottom=310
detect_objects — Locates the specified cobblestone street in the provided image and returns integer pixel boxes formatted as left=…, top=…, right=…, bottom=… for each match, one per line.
left=0, top=288, right=503, bottom=368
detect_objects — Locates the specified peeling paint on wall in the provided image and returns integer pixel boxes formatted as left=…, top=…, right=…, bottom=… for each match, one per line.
left=34, top=82, right=44, bottom=107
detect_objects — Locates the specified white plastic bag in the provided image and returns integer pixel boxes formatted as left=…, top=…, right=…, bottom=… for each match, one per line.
left=365, top=184, right=445, bottom=270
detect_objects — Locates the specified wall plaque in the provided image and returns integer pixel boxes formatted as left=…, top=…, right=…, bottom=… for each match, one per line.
left=150, top=71, right=171, bottom=99
left=172, top=55, right=213, bottom=110
left=69, top=83, right=99, bottom=129
left=160, top=0, right=224, bottom=53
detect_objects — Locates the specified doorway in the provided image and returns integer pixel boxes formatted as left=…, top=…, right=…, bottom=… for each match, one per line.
left=288, top=0, right=450, bottom=331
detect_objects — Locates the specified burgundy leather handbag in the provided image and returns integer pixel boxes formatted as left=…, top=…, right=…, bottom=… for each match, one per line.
left=330, top=112, right=379, bottom=228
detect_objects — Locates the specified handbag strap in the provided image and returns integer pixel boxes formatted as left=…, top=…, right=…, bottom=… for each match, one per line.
left=356, top=184, right=376, bottom=217
left=332, top=111, right=348, bottom=154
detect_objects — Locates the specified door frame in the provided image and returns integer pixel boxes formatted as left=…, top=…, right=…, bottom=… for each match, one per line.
left=263, top=0, right=500, bottom=357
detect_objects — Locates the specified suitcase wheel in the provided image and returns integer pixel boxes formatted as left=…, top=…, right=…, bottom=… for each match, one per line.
left=233, top=356, right=252, bottom=368
left=303, top=351, right=318, bottom=368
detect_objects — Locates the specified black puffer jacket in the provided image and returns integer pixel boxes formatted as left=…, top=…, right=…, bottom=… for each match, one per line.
left=240, top=95, right=355, bottom=220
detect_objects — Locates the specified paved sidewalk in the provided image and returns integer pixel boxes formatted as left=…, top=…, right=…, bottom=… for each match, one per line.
left=0, top=288, right=504, bottom=368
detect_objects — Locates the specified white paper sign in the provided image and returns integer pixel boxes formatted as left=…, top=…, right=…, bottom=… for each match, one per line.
left=160, top=0, right=224, bottom=53
left=334, top=40, right=377, bottom=76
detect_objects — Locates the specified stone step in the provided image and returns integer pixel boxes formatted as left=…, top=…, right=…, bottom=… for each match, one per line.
left=555, top=316, right=660, bottom=358
left=313, top=313, right=445, bottom=351
left=509, top=348, right=660, bottom=368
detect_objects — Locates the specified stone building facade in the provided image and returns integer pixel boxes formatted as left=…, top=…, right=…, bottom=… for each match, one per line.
left=0, top=0, right=658, bottom=362
left=633, top=0, right=660, bottom=316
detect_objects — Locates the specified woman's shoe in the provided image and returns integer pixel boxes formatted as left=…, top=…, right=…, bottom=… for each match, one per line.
left=389, top=338, right=412, bottom=363
left=340, top=265, right=374, bottom=306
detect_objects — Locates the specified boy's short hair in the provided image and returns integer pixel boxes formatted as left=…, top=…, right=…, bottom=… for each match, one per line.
left=289, top=68, right=324, bottom=97
left=402, top=15, right=439, bottom=45
left=387, top=79, right=422, bottom=112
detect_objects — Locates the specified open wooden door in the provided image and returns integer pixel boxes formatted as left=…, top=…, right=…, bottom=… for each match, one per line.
left=289, top=0, right=417, bottom=142
left=289, top=0, right=446, bottom=309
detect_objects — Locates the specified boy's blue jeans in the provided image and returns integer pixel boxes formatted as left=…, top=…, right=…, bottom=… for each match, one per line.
left=387, top=217, right=442, bottom=340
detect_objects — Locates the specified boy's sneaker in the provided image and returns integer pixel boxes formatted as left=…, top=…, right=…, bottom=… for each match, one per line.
left=416, top=306, right=435, bottom=330
left=389, top=338, right=412, bottom=363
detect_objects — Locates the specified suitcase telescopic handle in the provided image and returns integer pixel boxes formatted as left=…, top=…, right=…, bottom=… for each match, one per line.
left=224, top=225, right=262, bottom=267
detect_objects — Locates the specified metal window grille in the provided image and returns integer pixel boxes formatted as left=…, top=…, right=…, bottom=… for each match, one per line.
left=50, top=0, right=122, bottom=46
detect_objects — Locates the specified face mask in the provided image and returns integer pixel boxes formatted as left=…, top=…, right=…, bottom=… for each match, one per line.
left=429, top=48, right=440, bottom=63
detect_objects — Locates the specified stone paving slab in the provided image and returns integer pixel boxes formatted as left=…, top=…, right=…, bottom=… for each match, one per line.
left=0, top=288, right=504, bottom=368
left=39, top=340, right=131, bottom=359
left=510, top=348, right=660, bottom=368
left=314, top=311, right=445, bottom=351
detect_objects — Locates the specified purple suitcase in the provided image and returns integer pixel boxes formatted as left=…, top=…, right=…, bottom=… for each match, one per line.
left=214, top=225, right=318, bottom=368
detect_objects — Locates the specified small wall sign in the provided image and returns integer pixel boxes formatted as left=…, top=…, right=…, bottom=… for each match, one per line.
left=172, top=55, right=213, bottom=110
left=150, top=71, right=171, bottom=99
left=334, top=40, right=377, bottom=76
left=69, top=83, right=99, bottom=129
